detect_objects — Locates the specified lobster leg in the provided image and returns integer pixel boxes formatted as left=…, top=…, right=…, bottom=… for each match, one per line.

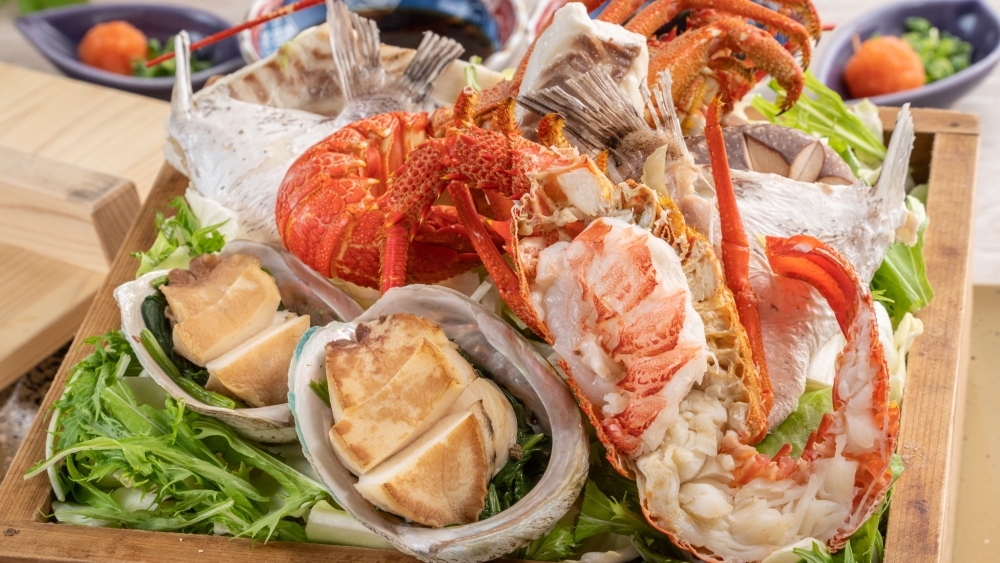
left=705, top=97, right=772, bottom=407
left=382, top=213, right=412, bottom=291
left=446, top=180, right=548, bottom=337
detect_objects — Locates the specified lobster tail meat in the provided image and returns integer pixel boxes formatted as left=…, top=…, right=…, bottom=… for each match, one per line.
left=633, top=235, right=898, bottom=561
left=533, top=218, right=709, bottom=468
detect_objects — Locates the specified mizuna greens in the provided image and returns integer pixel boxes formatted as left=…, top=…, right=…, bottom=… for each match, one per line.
left=25, top=331, right=328, bottom=540
left=479, top=387, right=551, bottom=523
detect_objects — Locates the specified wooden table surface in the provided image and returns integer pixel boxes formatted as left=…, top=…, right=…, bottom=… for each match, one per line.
left=0, top=0, right=998, bottom=560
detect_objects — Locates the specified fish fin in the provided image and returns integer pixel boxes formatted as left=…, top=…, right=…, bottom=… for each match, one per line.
left=326, top=0, right=385, bottom=102
left=394, top=32, right=464, bottom=103
left=649, top=70, right=692, bottom=161
left=518, top=68, right=667, bottom=180
left=875, top=104, right=914, bottom=205
left=171, top=31, right=194, bottom=117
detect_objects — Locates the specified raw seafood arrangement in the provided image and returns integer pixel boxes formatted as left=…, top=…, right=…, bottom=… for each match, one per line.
left=25, top=0, right=936, bottom=562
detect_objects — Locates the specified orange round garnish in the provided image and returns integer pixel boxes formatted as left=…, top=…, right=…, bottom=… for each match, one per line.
left=844, top=36, right=926, bottom=98
left=78, top=21, right=148, bottom=76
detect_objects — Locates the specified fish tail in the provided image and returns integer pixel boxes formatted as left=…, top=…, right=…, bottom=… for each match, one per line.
left=326, top=0, right=385, bottom=102
left=394, top=31, right=465, bottom=103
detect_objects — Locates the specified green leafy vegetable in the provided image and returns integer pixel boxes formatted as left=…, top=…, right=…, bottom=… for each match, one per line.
left=131, top=36, right=212, bottom=78
left=871, top=197, right=934, bottom=327
left=139, top=329, right=236, bottom=409
left=575, top=480, right=686, bottom=562
left=479, top=388, right=550, bottom=520
left=464, top=55, right=483, bottom=91
left=309, top=379, right=331, bottom=408
left=5, top=0, right=85, bottom=15
left=132, top=197, right=227, bottom=277
left=793, top=542, right=849, bottom=563
left=756, top=388, right=832, bottom=458
left=26, top=331, right=327, bottom=541
left=901, top=18, right=973, bottom=83
left=521, top=521, right=578, bottom=561
left=751, top=72, right=887, bottom=180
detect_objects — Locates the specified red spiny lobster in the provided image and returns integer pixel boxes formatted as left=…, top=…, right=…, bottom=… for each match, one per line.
left=275, top=88, right=577, bottom=336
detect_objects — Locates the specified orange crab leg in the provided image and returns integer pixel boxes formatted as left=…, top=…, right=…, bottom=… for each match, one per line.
left=625, top=0, right=813, bottom=69
left=595, top=0, right=649, bottom=24
left=446, top=181, right=549, bottom=337
left=649, top=18, right=804, bottom=113
left=705, top=97, right=771, bottom=403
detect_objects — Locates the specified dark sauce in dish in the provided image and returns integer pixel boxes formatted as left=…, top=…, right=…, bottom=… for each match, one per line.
left=357, top=7, right=496, bottom=60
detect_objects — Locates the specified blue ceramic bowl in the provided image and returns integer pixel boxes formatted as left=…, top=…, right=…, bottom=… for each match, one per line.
left=16, top=4, right=245, bottom=100
left=813, top=0, right=1000, bottom=107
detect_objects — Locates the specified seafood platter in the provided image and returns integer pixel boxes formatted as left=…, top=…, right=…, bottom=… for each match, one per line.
left=0, top=0, right=979, bottom=562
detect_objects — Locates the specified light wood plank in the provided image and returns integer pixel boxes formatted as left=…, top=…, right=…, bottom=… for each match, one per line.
left=879, top=106, right=980, bottom=136
left=884, top=133, right=979, bottom=563
left=0, top=519, right=524, bottom=563
left=0, top=63, right=169, bottom=201
left=0, top=245, right=103, bottom=389
left=0, top=147, right=139, bottom=272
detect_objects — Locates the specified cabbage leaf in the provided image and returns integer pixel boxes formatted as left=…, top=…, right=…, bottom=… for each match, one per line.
left=871, top=197, right=934, bottom=327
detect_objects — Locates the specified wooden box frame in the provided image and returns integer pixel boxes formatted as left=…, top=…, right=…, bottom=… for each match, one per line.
left=0, top=107, right=979, bottom=563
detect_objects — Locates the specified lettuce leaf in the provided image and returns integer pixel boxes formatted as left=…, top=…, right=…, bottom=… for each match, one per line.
left=871, top=197, right=934, bottom=327
left=756, top=388, right=833, bottom=458
left=132, top=197, right=228, bottom=277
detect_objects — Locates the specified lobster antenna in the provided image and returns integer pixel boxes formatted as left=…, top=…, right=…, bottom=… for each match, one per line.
left=395, top=31, right=465, bottom=103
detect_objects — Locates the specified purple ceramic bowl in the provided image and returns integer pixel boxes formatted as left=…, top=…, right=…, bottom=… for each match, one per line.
left=813, top=0, right=1000, bottom=108
left=16, top=3, right=245, bottom=100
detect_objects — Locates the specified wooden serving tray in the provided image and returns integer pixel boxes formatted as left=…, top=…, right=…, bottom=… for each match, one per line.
left=0, top=107, right=978, bottom=563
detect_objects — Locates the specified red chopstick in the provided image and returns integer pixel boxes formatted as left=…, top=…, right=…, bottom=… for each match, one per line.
left=145, top=0, right=325, bottom=68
